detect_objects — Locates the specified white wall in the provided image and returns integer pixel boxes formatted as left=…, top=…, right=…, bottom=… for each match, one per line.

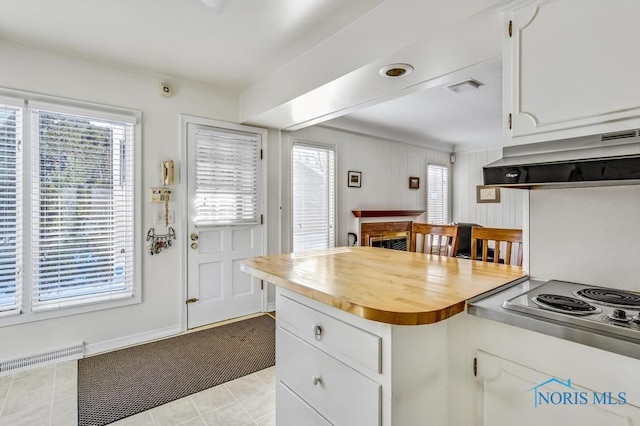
left=0, top=39, right=240, bottom=360
left=452, top=149, right=525, bottom=229
left=529, top=185, right=640, bottom=290
left=282, top=126, right=451, bottom=251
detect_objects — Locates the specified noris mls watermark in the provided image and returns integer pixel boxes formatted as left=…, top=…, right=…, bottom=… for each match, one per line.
left=529, top=377, right=627, bottom=408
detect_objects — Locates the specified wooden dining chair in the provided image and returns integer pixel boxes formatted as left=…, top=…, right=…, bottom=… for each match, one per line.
left=471, top=227, right=523, bottom=266
left=410, top=223, right=459, bottom=257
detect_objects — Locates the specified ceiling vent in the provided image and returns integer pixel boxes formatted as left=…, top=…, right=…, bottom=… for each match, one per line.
left=446, top=79, right=484, bottom=93
left=601, top=130, right=639, bottom=141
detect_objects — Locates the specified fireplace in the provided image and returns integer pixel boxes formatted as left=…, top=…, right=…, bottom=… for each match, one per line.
left=367, top=231, right=410, bottom=251
left=352, top=210, right=425, bottom=252
left=360, top=221, right=412, bottom=252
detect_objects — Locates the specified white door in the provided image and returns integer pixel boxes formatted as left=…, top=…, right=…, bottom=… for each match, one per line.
left=186, top=122, right=264, bottom=329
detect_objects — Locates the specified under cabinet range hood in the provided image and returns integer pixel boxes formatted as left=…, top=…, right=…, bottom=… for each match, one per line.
left=483, top=130, right=640, bottom=189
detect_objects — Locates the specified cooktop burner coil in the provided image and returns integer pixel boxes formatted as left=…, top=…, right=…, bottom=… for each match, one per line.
left=574, top=288, right=640, bottom=308
left=531, top=294, right=601, bottom=315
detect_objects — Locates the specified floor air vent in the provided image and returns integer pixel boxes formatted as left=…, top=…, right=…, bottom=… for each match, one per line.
left=0, top=343, right=84, bottom=375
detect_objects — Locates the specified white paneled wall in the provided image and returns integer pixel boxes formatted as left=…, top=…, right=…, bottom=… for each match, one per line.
left=452, top=149, right=526, bottom=229
left=529, top=185, right=640, bottom=289
left=284, top=126, right=451, bottom=249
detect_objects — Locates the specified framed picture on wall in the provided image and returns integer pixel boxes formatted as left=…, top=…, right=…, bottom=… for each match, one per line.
left=409, top=176, right=419, bottom=189
left=348, top=171, right=362, bottom=187
left=476, top=185, right=501, bottom=203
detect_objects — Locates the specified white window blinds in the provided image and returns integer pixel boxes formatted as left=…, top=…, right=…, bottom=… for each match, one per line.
left=427, top=163, right=449, bottom=225
left=292, top=142, right=336, bottom=252
left=0, top=104, right=22, bottom=317
left=193, top=126, right=260, bottom=226
left=30, top=108, right=135, bottom=311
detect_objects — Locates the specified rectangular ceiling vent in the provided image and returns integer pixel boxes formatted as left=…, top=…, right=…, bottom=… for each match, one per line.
left=601, top=130, right=639, bottom=141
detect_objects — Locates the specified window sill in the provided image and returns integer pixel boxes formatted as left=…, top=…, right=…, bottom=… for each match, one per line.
left=0, top=295, right=141, bottom=328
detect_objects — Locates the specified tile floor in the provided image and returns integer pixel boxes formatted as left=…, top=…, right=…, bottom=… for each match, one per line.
left=0, top=360, right=276, bottom=426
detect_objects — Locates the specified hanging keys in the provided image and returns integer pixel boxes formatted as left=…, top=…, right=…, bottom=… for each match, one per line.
left=146, top=227, right=177, bottom=255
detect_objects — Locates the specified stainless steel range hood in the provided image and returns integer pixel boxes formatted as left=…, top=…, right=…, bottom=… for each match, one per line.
left=483, top=130, right=640, bottom=189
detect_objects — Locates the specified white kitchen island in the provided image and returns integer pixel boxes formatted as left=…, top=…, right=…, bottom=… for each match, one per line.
left=240, top=246, right=526, bottom=425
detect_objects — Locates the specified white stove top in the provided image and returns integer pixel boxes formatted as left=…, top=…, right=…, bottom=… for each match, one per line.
left=503, top=280, right=640, bottom=342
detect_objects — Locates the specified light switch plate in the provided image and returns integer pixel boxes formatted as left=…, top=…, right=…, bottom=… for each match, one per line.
left=154, top=210, right=175, bottom=224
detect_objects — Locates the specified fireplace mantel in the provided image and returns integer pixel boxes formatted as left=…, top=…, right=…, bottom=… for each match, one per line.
left=352, top=209, right=425, bottom=218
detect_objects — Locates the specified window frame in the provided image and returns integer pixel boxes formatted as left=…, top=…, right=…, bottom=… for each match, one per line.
left=0, top=97, right=24, bottom=318
left=0, top=90, right=141, bottom=327
left=426, top=162, right=450, bottom=225
left=290, top=139, right=337, bottom=253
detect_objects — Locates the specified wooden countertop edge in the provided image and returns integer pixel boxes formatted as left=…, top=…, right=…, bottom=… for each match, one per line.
left=241, top=263, right=474, bottom=326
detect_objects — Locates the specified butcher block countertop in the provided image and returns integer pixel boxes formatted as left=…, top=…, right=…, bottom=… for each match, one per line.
left=240, top=246, right=526, bottom=326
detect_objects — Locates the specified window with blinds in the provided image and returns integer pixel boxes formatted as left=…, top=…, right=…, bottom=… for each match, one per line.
left=427, top=163, right=449, bottom=225
left=193, top=126, right=260, bottom=226
left=0, top=95, right=138, bottom=322
left=30, top=107, right=135, bottom=311
left=0, top=104, right=22, bottom=317
left=292, top=142, right=336, bottom=252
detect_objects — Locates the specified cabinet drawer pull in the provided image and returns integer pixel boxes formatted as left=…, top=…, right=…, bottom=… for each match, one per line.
left=313, top=324, right=323, bottom=341
left=312, top=376, right=322, bottom=386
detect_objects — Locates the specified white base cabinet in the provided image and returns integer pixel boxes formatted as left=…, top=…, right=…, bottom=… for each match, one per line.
left=469, top=316, right=640, bottom=425
left=275, top=288, right=640, bottom=425
left=503, top=0, right=640, bottom=144
left=275, top=287, right=459, bottom=426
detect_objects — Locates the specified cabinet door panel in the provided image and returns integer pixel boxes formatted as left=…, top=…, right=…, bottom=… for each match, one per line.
left=507, top=0, right=640, bottom=140
left=475, top=350, right=640, bottom=425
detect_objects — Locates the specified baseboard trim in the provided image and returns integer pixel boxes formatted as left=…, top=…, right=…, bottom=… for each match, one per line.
left=85, top=325, right=182, bottom=356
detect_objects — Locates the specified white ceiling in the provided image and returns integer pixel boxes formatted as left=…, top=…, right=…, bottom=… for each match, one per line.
left=0, top=0, right=503, bottom=152
left=323, top=58, right=503, bottom=152
left=0, top=0, right=383, bottom=91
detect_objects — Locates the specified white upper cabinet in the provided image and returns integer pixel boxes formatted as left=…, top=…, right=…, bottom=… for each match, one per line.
left=503, top=0, right=640, bottom=145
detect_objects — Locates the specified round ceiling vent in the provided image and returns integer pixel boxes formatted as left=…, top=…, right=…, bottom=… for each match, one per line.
left=379, top=63, right=414, bottom=78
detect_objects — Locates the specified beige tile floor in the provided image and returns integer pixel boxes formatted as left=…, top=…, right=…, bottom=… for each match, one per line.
left=0, top=360, right=276, bottom=426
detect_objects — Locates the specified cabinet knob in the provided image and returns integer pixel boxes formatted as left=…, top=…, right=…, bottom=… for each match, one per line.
left=313, top=325, right=323, bottom=341
left=312, top=376, right=322, bottom=386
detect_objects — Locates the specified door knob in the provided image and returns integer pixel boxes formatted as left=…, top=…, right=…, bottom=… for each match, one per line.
left=191, top=243, right=198, bottom=249
left=190, top=233, right=199, bottom=241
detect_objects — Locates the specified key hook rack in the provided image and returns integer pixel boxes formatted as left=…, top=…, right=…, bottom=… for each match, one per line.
left=146, top=227, right=176, bottom=255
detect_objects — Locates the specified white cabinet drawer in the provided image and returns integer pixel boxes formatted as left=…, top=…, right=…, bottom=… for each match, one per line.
left=277, top=327, right=381, bottom=426
left=277, top=293, right=381, bottom=373
left=277, top=381, right=333, bottom=426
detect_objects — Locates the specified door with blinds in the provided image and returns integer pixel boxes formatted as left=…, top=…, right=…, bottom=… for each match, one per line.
left=186, top=123, right=264, bottom=329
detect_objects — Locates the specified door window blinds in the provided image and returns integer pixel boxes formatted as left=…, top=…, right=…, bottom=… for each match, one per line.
left=427, top=163, right=449, bottom=225
left=292, top=142, right=336, bottom=252
left=30, top=107, right=135, bottom=311
left=0, top=105, right=22, bottom=317
left=193, top=127, right=261, bottom=226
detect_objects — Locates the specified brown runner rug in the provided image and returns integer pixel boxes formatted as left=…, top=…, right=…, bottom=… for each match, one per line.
left=78, top=314, right=275, bottom=426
